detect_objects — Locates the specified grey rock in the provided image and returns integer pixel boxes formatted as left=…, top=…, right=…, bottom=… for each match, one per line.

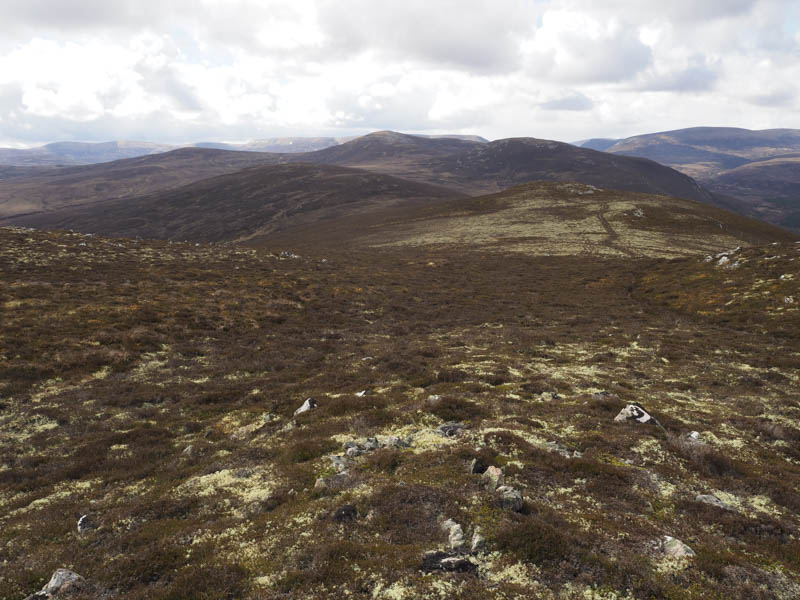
left=497, top=486, right=524, bottom=512
left=686, top=431, right=701, bottom=441
left=614, top=403, right=662, bottom=428
left=328, top=455, right=350, bottom=472
left=293, top=397, right=317, bottom=416
left=343, top=441, right=359, bottom=450
left=181, top=444, right=194, bottom=456
left=436, top=421, right=466, bottom=438
left=481, top=466, right=503, bottom=491
left=346, top=446, right=362, bottom=458
left=695, top=494, right=732, bottom=510
left=421, top=551, right=477, bottom=574
left=661, top=535, right=695, bottom=558
left=470, top=527, right=486, bottom=553
left=442, top=519, right=466, bottom=552
left=76, top=514, right=95, bottom=534
left=363, top=437, right=380, bottom=450
left=25, top=569, right=86, bottom=599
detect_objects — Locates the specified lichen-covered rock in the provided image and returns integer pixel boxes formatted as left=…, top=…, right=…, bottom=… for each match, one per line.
left=421, top=551, right=477, bottom=574
left=436, top=422, right=466, bottom=438
left=470, top=527, right=486, bottom=554
left=481, top=466, right=503, bottom=491
left=24, top=569, right=87, bottom=599
left=497, top=486, right=524, bottom=512
left=695, top=494, right=732, bottom=510
left=441, top=519, right=465, bottom=552
left=661, top=535, right=695, bottom=558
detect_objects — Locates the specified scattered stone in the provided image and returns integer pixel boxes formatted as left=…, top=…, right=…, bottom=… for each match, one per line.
left=592, top=391, right=618, bottom=401
left=363, top=437, right=380, bottom=450
left=346, top=446, right=362, bottom=458
left=181, top=444, right=194, bottom=456
left=695, top=494, right=732, bottom=510
left=421, top=551, right=477, bottom=574
left=481, top=466, right=503, bottom=491
left=785, top=296, right=795, bottom=305
left=470, top=527, right=486, bottom=553
left=497, top=486, right=524, bottom=512
left=660, top=535, right=695, bottom=558
left=356, top=390, right=367, bottom=397
left=383, top=435, right=407, bottom=448
left=442, top=519, right=466, bottom=552
left=332, top=504, right=358, bottom=522
left=469, top=457, right=488, bottom=475
left=76, top=514, right=95, bottom=534
left=436, top=422, right=466, bottom=438
left=293, top=397, right=317, bottom=416
left=632, top=208, right=644, bottom=218
left=24, top=569, right=87, bottom=600
left=544, top=440, right=582, bottom=459
left=614, top=403, right=663, bottom=428
left=686, top=431, right=701, bottom=441
left=717, top=255, right=730, bottom=266
left=328, top=455, right=350, bottom=472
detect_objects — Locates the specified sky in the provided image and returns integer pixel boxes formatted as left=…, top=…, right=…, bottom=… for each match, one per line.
left=1, top=0, right=799, bottom=146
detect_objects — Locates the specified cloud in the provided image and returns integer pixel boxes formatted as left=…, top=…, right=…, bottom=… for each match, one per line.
left=540, top=92, right=594, bottom=111
left=523, top=11, right=652, bottom=83
left=0, top=0, right=800, bottom=146
left=639, top=56, right=720, bottom=92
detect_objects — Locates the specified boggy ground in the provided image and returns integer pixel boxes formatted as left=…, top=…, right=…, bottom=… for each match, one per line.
left=1, top=226, right=799, bottom=599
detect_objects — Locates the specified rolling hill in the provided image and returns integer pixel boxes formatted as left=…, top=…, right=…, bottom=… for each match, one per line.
left=0, top=148, right=280, bottom=218
left=591, top=127, right=800, bottom=232
left=4, top=163, right=464, bottom=243
left=285, top=131, right=715, bottom=202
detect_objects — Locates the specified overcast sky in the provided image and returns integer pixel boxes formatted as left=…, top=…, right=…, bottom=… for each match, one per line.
left=1, top=0, right=799, bottom=146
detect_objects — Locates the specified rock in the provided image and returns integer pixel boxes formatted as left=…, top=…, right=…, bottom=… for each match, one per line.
left=592, top=391, right=617, bottom=401
left=293, top=397, right=317, bottom=416
left=497, top=486, right=524, bottom=512
left=356, top=390, right=367, bottom=397
left=421, top=551, right=477, bottom=574
left=436, top=421, right=466, bottom=438
left=785, top=296, right=795, bottom=305
left=695, top=494, right=732, bottom=510
left=614, top=403, right=662, bottom=428
left=328, top=455, right=350, bottom=472
left=345, top=446, right=362, bottom=458
left=25, top=569, right=86, bottom=599
left=481, top=466, right=503, bottom=491
left=469, top=457, right=488, bottom=475
left=314, top=477, right=329, bottom=491
left=470, top=527, right=486, bottom=554
left=717, top=255, right=730, bottom=266
left=661, top=535, right=695, bottom=558
left=686, top=431, right=701, bottom=441
left=76, top=514, right=95, bottom=534
left=332, top=504, right=358, bottom=522
left=442, top=519, right=466, bottom=552
left=363, top=437, right=380, bottom=450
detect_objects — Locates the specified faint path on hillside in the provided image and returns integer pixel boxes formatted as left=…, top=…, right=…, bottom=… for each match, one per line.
left=596, top=205, right=637, bottom=258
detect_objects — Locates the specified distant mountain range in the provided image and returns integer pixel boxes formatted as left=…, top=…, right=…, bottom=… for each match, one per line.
left=0, top=131, right=711, bottom=226
left=0, top=134, right=489, bottom=168
left=576, top=127, right=800, bottom=230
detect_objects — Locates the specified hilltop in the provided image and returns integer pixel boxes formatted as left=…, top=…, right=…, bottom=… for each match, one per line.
left=8, top=163, right=464, bottom=243
left=2, top=225, right=799, bottom=600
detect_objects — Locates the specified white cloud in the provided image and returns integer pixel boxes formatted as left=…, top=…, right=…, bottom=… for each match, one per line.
left=0, top=0, right=799, bottom=145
